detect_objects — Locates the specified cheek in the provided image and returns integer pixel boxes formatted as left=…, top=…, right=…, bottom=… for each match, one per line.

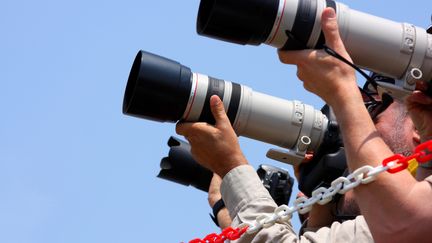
left=374, top=116, right=399, bottom=143
left=374, top=121, right=392, bottom=136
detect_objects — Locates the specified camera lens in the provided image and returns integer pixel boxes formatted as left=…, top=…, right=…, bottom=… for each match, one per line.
left=122, top=51, right=193, bottom=122
left=196, top=0, right=432, bottom=84
left=197, top=0, right=279, bottom=45
left=197, top=0, right=335, bottom=49
left=123, top=50, right=329, bottom=154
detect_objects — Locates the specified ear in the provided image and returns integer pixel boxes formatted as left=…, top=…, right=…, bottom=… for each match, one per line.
left=413, top=126, right=421, bottom=144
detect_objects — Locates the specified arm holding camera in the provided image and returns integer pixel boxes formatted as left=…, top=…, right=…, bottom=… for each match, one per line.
left=279, top=7, right=432, bottom=243
left=177, top=95, right=372, bottom=242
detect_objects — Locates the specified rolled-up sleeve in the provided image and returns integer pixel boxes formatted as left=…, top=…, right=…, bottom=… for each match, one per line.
left=220, top=165, right=373, bottom=243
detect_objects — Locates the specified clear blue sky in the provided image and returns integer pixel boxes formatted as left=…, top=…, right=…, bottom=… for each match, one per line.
left=1, top=0, right=430, bottom=242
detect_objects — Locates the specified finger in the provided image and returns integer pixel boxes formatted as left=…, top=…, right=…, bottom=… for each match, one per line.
left=304, top=153, right=314, bottom=162
left=321, top=8, right=346, bottom=54
left=277, top=49, right=308, bottom=65
left=406, top=91, right=432, bottom=105
left=175, top=122, right=193, bottom=136
left=415, top=80, right=429, bottom=92
left=210, top=95, right=230, bottom=127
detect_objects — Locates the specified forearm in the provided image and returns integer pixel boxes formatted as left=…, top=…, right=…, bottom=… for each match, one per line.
left=330, top=91, right=431, bottom=242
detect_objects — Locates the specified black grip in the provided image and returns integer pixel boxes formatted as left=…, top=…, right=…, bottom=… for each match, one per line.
left=299, top=147, right=347, bottom=197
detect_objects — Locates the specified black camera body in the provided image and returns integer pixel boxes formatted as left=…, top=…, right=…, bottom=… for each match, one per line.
left=298, top=105, right=346, bottom=197
left=158, top=136, right=295, bottom=205
left=257, top=164, right=294, bottom=206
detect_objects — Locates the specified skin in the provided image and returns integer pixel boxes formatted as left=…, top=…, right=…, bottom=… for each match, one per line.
left=406, top=90, right=432, bottom=142
left=278, top=8, right=432, bottom=243
left=176, top=95, right=247, bottom=178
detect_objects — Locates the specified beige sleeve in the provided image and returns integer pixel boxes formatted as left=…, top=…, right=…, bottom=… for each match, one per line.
left=220, top=165, right=373, bottom=243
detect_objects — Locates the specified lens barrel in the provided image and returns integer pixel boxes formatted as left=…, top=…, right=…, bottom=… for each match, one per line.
left=196, top=0, right=432, bottom=88
left=123, top=51, right=192, bottom=122
left=123, top=50, right=329, bottom=156
left=197, top=0, right=279, bottom=45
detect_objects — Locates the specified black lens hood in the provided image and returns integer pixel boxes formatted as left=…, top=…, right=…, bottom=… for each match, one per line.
left=197, top=0, right=279, bottom=45
left=122, top=50, right=192, bottom=122
left=158, top=136, right=213, bottom=192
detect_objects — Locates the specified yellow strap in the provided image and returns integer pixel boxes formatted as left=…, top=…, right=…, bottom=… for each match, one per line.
left=408, top=159, right=418, bottom=177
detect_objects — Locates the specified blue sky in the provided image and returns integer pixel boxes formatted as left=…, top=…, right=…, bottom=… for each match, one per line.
left=1, top=0, right=431, bottom=242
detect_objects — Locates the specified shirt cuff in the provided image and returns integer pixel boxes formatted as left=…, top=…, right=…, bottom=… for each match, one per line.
left=220, top=165, right=273, bottom=219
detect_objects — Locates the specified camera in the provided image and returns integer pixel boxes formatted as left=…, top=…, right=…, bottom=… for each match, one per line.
left=158, top=136, right=295, bottom=205
left=257, top=164, right=294, bottom=206
left=123, top=50, right=347, bottom=196
left=123, top=50, right=349, bottom=196
left=196, top=0, right=432, bottom=96
left=123, top=50, right=334, bottom=164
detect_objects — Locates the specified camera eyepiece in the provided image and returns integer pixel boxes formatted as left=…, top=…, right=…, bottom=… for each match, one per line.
left=123, top=51, right=192, bottom=122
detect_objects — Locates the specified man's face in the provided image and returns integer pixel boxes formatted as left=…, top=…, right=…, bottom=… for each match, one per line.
left=373, top=100, right=420, bottom=155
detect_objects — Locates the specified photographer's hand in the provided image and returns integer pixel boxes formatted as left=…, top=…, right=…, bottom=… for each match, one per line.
left=294, top=153, right=313, bottom=180
left=176, top=95, right=248, bottom=177
left=277, top=7, right=359, bottom=108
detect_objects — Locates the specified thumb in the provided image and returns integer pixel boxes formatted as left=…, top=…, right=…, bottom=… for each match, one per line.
left=210, top=95, right=230, bottom=126
left=321, top=8, right=346, bottom=54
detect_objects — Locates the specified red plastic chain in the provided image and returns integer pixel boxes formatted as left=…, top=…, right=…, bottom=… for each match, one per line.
left=189, top=226, right=248, bottom=243
left=384, top=140, right=432, bottom=173
left=382, top=154, right=407, bottom=173
left=415, top=140, right=432, bottom=163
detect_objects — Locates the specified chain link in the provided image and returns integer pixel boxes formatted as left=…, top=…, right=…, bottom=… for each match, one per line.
left=189, top=226, right=248, bottom=243
left=188, top=140, right=432, bottom=242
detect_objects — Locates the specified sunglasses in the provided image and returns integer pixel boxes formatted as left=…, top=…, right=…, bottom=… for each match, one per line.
left=359, top=87, right=394, bottom=120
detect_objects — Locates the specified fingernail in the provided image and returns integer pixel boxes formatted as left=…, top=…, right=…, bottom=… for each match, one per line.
left=329, top=12, right=336, bottom=18
left=213, top=96, right=221, bottom=105
left=327, top=9, right=336, bottom=18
